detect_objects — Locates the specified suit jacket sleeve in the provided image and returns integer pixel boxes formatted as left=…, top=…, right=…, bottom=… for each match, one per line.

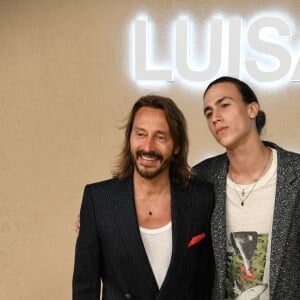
left=72, top=185, right=102, bottom=300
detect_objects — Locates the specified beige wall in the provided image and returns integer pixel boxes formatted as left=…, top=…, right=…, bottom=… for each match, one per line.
left=1, top=0, right=299, bottom=299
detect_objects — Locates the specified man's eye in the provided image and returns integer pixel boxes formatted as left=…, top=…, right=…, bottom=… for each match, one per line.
left=157, top=135, right=166, bottom=141
left=136, top=132, right=145, bottom=137
left=205, top=112, right=212, bottom=119
left=221, top=103, right=229, bottom=108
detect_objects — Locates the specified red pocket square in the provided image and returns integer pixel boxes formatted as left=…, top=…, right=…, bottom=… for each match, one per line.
left=188, top=233, right=206, bottom=248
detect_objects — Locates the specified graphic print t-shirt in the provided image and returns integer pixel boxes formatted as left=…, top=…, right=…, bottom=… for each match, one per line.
left=225, top=149, right=277, bottom=300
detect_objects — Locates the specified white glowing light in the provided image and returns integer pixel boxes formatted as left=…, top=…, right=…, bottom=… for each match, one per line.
left=129, top=12, right=300, bottom=89
left=134, top=19, right=173, bottom=81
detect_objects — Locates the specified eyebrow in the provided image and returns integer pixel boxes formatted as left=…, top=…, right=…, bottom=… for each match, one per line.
left=203, top=96, right=233, bottom=115
left=133, top=126, right=169, bottom=135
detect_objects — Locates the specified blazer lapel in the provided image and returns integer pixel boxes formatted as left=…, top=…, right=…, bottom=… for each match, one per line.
left=210, top=158, right=228, bottom=298
left=113, top=177, right=159, bottom=291
left=269, top=149, right=299, bottom=295
left=157, top=183, right=191, bottom=298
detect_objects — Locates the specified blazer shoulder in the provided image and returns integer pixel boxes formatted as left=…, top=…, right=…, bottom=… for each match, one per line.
left=268, top=142, right=300, bottom=169
left=265, top=141, right=300, bottom=160
left=277, top=147, right=300, bottom=180
left=193, top=152, right=227, bottom=170
left=87, top=177, right=118, bottom=187
left=84, top=177, right=125, bottom=196
left=192, top=153, right=227, bottom=182
left=281, top=148, right=300, bottom=162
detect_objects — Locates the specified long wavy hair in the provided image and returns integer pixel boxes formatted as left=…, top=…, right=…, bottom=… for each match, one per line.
left=113, top=95, right=192, bottom=187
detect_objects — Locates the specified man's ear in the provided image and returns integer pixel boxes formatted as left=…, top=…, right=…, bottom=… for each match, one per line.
left=248, top=102, right=259, bottom=119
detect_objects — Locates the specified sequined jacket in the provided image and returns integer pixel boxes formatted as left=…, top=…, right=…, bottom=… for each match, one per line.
left=193, top=142, right=300, bottom=300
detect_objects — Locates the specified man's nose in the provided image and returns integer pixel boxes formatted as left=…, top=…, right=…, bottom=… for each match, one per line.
left=143, top=137, right=156, bottom=151
left=212, top=110, right=222, bottom=124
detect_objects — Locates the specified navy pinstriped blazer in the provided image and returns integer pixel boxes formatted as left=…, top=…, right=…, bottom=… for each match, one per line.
left=72, top=176, right=215, bottom=299
left=193, top=142, right=300, bottom=299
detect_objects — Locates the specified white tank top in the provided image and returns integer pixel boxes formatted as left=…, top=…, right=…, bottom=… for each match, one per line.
left=139, top=222, right=172, bottom=288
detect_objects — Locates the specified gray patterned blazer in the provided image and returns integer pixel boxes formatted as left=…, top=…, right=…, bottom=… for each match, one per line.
left=193, top=142, right=300, bottom=300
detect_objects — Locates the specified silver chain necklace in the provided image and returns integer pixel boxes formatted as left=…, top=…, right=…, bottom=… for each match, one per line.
left=228, top=148, right=271, bottom=207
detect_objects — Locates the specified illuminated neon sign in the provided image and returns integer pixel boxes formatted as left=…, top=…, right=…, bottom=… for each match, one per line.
left=131, top=14, right=300, bottom=87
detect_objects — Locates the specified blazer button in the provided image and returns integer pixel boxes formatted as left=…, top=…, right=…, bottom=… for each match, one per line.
left=125, top=293, right=132, bottom=299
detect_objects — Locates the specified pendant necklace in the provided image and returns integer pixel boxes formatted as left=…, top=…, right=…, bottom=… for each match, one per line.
left=148, top=187, right=169, bottom=216
left=229, top=148, right=271, bottom=207
left=135, top=185, right=170, bottom=216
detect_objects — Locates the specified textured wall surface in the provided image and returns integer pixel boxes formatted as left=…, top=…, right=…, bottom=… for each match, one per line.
left=0, top=0, right=299, bottom=299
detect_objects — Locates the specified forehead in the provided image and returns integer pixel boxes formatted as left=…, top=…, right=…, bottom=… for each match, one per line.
left=133, top=107, right=170, bottom=131
left=203, top=82, right=242, bottom=106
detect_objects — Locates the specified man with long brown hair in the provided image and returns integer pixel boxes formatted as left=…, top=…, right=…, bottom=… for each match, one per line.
left=72, top=95, right=215, bottom=299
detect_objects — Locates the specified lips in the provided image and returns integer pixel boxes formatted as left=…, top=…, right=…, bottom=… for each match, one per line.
left=136, top=150, right=162, bottom=163
left=216, top=126, right=227, bottom=135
